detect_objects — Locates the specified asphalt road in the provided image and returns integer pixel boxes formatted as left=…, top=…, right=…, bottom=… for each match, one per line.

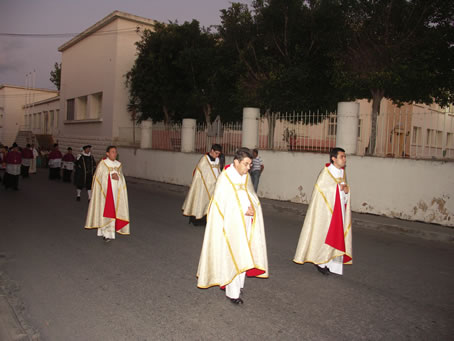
left=0, top=170, right=453, bottom=340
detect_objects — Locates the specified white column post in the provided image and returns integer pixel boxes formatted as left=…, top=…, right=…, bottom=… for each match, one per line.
left=241, top=107, right=260, bottom=149
left=181, top=118, right=196, bottom=152
left=140, top=120, right=153, bottom=149
left=336, top=102, right=360, bottom=154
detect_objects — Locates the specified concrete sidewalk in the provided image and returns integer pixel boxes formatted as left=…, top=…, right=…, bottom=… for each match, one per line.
left=0, top=294, right=29, bottom=341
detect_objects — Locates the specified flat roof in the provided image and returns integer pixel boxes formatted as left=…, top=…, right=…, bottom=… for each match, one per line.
left=0, top=84, right=58, bottom=93
left=23, top=96, right=60, bottom=108
left=58, top=10, right=156, bottom=52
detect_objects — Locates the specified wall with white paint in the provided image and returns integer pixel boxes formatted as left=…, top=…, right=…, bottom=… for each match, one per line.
left=118, top=147, right=454, bottom=226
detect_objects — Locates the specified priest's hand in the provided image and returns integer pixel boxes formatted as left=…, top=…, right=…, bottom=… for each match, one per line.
left=340, top=183, right=349, bottom=194
left=111, top=173, right=119, bottom=181
left=245, top=206, right=255, bottom=216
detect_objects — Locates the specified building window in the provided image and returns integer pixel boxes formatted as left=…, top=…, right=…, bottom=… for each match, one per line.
left=412, top=126, right=421, bottom=145
left=50, top=110, right=54, bottom=128
left=76, top=96, right=88, bottom=120
left=426, top=129, right=432, bottom=146
left=358, top=119, right=362, bottom=138
left=447, top=133, right=453, bottom=148
left=436, top=131, right=443, bottom=148
left=67, top=99, right=75, bottom=120
left=89, top=92, right=103, bottom=119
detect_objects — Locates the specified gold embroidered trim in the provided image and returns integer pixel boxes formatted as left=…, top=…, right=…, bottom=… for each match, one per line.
left=315, top=184, right=333, bottom=214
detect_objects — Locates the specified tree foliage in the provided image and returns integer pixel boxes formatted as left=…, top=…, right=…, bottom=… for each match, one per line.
left=126, top=20, right=239, bottom=123
left=126, top=0, right=454, bottom=136
left=50, top=62, right=61, bottom=91
left=335, top=0, right=454, bottom=154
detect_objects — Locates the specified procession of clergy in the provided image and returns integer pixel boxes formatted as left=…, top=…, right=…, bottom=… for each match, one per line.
left=183, top=145, right=352, bottom=304
left=2, top=141, right=352, bottom=305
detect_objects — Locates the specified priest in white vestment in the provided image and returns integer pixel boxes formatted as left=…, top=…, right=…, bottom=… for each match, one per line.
left=29, top=144, right=38, bottom=174
left=85, top=146, right=130, bottom=242
left=197, top=147, right=268, bottom=304
left=182, top=144, right=222, bottom=226
left=294, top=147, right=352, bottom=275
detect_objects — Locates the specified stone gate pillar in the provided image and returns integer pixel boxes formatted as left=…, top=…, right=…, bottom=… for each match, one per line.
left=181, top=118, right=196, bottom=152
left=241, top=107, right=260, bottom=149
left=140, top=120, right=153, bottom=149
left=336, top=102, right=359, bottom=154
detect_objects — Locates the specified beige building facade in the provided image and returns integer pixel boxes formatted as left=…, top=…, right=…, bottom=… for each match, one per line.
left=57, top=11, right=155, bottom=158
left=23, top=96, right=60, bottom=137
left=356, top=99, right=454, bottom=159
left=0, top=85, right=57, bottom=146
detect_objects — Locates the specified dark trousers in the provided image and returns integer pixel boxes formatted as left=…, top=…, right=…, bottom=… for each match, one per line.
left=189, top=216, right=207, bottom=226
left=49, top=167, right=61, bottom=180
left=4, top=173, right=19, bottom=190
left=250, top=170, right=261, bottom=193
left=21, top=165, right=30, bottom=178
left=62, top=169, right=72, bottom=182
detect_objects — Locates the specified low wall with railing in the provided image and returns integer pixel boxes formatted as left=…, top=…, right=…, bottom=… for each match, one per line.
left=118, top=147, right=454, bottom=227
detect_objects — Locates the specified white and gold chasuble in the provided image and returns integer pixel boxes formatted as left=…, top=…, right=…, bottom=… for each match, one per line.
left=197, top=164, right=268, bottom=289
left=182, top=154, right=220, bottom=219
left=85, top=158, right=130, bottom=235
left=293, top=164, right=352, bottom=269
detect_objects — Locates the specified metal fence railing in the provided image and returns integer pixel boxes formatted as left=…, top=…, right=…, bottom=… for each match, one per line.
left=258, top=110, right=454, bottom=160
left=258, top=111, right=336, bottom=153
left=117, top=109, right=454, bottom=160
left=195, top=122, right=242, bottom=155
left=151, top=122, right=182, bottom=151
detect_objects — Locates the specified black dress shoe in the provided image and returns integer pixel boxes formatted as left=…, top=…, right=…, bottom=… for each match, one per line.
left=76, top=196, right=81, bottom=201
left=229, top=298, right=244, bottom=305
left=314, top=264, right=330, bottom=276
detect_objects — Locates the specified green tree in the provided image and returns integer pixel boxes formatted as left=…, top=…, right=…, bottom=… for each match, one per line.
left=335, top=0, right=454, bottom=155
left=126, top=20, right=239, bottom=124
left=49, top=62, right=61, bottom=90
left=218, top=0, right=345, bottom=115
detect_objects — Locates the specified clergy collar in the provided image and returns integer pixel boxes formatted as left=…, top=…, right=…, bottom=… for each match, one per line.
left=226, top=163, right=247, bottom=183
left=206, top=152, right=216, bottom=162
left=104, top=158, right=120, bottom=166
left=328, top=163, right=343, bottom=176
left=81, top=151, right=91, bottom=157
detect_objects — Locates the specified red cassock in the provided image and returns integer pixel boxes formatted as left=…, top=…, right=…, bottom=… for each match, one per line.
left=21, top=148, right=33, bottom=159
left=48, top=150, right=63, bottom=160
left=6, top=151, right=22, bottom=164
left=62, top=153, right=76, bottom=162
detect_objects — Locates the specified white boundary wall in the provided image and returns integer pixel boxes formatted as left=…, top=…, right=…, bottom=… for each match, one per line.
left=118, top=147, right=454, bottom=226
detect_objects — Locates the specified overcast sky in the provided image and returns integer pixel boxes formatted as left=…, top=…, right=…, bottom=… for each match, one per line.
left=0, top=0, right=243, bottom=90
